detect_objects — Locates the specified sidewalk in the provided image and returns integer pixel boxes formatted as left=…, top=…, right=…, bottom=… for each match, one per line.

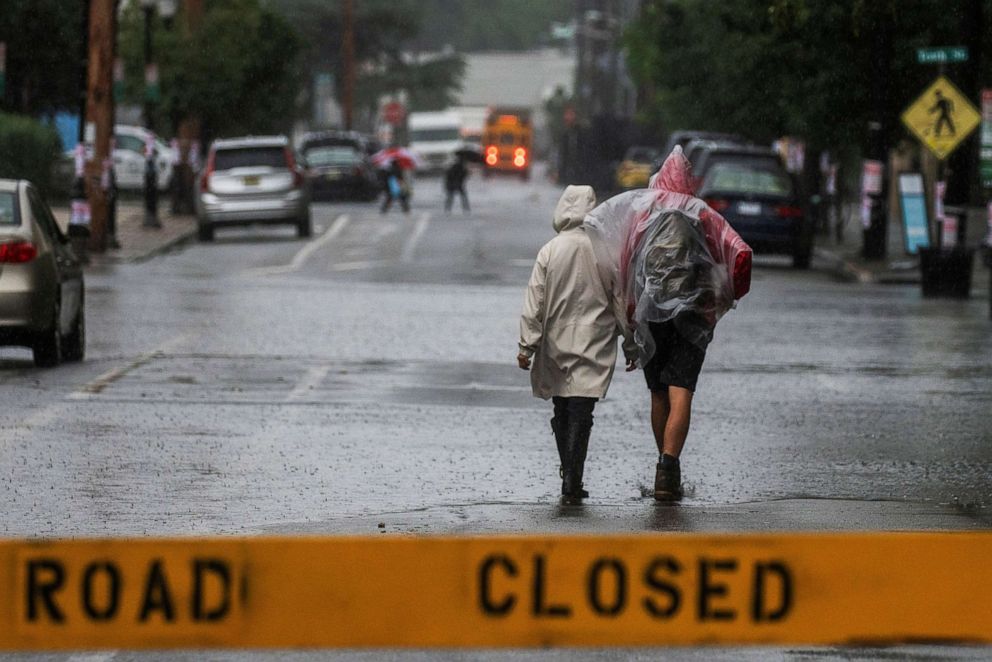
left=815, top=205, right=991, bottom=293
left=52, top=201, right=197, bottom=265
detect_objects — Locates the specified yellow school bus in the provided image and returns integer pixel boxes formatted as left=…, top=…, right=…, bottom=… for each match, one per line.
left=482, top=109, right=533, bottom=180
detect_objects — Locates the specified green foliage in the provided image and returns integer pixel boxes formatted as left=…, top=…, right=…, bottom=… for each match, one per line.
left=271, top=0, right=466, bottom=123
left=118, top=0, right=303, bottom=140
left=0, top=112, right=62, bottom=195
left=626, top=0, right=983, bottom=156
left=0, top=0, right=83, bottom=115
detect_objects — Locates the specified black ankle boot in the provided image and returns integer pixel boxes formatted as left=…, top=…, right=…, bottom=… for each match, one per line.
left=562, top=418, right=592, bottom=500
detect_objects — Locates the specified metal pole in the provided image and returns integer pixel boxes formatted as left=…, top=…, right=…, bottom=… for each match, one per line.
left=143, top=4, right=159, bottom=228
left=341, top=0, right=355, bottom=131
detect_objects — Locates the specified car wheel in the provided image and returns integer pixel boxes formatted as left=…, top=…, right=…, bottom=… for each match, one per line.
left=297, top=212, right=312, bottom=238
left=198, top=221, right=214, bottom=242
left=62, top=294, right=85, bottom=362
left=792, top=246, right=812, bottom=269
left=33, top=301, right=63, bottom=368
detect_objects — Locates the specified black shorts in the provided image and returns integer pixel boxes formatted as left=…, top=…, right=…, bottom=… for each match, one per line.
left=643, top=320, right=707, bottom=393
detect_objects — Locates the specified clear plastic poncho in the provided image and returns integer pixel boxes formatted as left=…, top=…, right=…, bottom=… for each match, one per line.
left=584, top=146, right=752, bottom=362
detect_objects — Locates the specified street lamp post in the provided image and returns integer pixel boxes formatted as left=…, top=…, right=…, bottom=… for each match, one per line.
left=140, top=0, right=159, bottom=227
left=139, top=0, right=175, bottom=228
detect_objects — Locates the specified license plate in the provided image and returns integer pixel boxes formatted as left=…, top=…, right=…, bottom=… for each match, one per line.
left=325, top=172, right=342, bottom=180
left=242, top=175, right=260, bottom=186
left=737, top=202, right=762, bottom=215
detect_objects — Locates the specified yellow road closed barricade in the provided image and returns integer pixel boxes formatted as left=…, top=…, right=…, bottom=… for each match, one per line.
left=1, top=532, right=991, bottom=650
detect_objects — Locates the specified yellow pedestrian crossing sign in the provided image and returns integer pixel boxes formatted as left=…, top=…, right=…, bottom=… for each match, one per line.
left=901, top=75, right=981, bottom=160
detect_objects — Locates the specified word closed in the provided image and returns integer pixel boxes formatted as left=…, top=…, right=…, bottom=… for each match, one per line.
left=477, top=552, right=792, bottom=624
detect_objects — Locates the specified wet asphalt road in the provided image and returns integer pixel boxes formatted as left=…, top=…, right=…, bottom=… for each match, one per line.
left=1, top=166, right=990, bottom=660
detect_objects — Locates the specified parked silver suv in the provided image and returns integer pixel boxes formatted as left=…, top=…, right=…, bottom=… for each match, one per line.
left=196, top=136, right=311, bottom=241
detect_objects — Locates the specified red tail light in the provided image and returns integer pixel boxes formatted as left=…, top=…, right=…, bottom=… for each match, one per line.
left=0, top=241, right=37, bottom=263
left=774, top=205, right=803, bottom=218
left=284, top=148, right=304, bottom=189
left=485, top=145, right=498, bottom=166
left=200, top=150, right=216, bottom=192
left=513, top=147, right=527, bottom=168
left=705, top=198, right=730, bottom=212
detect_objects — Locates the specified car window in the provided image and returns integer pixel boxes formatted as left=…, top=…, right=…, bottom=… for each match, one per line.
left=499, top=132, right=518, bottom=145
left=701, top=159, right=794, bottom=196
left=0, top=191, right=16, bottom=225
left=213, top=147, right=287, bottom=171
left=27, top=187, right=65, bottom=243
left=116, top=134, right=146, bottom=154
left=304, top=146, right=361, bottom=167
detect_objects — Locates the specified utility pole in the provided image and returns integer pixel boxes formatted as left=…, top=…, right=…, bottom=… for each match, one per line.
left=341, top=0, right=355, bottom=131
left=84, top=0, right=116, bottom=253
left=863, top=6, right=891, bottom=260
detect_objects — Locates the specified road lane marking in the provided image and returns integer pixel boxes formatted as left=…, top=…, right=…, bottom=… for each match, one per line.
left=67, top=654, right=117, bottom=662
left=329, top=260, right=388, bottom=272
left=3, top=533, right=992, bottom=649
left=245, top=214, right=350, bottom=276
left=285, top=365, right=331, bottom=402
left=70, top=333, right=194, bottom=399
left=400, top=212, right=430, bottom=263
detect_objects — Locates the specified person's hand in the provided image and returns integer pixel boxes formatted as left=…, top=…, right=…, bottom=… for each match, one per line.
left=517, top=353, right=531, bottom=370
left=626, top=358, right=638, bottom=372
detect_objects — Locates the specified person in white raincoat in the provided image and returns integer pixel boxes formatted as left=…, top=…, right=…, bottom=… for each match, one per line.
left=517, top=185, right=637, bottom=502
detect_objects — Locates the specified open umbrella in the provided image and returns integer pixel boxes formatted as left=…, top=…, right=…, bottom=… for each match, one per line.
left=371, top=146, right=421, bottom=170
left=454, top=146, right=484, bottom=164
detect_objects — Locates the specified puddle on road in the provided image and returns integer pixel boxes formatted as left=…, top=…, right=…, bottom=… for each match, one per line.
left=76, top=354, right=539, bottom=409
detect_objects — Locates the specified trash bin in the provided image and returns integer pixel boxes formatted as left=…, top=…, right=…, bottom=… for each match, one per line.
left=918, top=247, right=974, bottom=298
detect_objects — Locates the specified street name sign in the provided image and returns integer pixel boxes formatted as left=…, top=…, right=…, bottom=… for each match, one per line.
left=0, top=533, right=990, bottom=650
left=901, top=75, right=981, bottom=160
left=916, top=46, right=968, bottom=64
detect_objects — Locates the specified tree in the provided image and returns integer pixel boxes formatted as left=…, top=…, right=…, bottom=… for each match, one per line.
left=0, top=0, right=83, bottom=116
left=117, top=0, right=303, bottom=141
left=625, top=0, right=980, bottom=159
left=270, top=0, right=465, bottom=128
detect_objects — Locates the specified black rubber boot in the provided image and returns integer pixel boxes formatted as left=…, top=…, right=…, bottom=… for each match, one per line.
left=551, top=415, right=568, bottom=484
left=562, top=418, right=592, bottom=502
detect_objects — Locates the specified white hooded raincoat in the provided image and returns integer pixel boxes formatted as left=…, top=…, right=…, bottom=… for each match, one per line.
left=519, top=185, right=635, bottom=400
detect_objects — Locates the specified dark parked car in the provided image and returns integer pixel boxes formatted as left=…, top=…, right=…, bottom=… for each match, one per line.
left=695, top=146, right=813, bottom=269
left=658, top=130, right=744, bottom=167
left=299, top=132, right=379, bottom=201
left=0, top=179, right=85, bottom=366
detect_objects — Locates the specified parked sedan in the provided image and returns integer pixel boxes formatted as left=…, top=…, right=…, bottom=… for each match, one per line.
left=300, top=135, right=379, bottom=201
left=696, top=148, right=813, bottom=269
left=196, top=136, right=311, bottom=241
left=0, top=179, right=84, bottom=366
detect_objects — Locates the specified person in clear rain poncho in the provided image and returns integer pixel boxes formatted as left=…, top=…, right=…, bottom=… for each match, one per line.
left=518, top=185, right=637, bottom=503
left=584, top=146, right=752, bottom=500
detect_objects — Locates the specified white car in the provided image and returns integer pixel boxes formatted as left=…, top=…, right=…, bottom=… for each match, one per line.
left=111, top=125, right=175, bottom=192
left=66, top=125, right=176, bottom=192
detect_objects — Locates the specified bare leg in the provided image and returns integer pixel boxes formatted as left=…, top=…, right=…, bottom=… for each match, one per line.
left=662, top=386, right=693, bottom=458
left=650, top=390, right=670, bottom=456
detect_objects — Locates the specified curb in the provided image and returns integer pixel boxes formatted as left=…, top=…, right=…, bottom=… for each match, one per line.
left=814, top=247, right=875, bottom=284
left=88, top=225, right=197, bottom=266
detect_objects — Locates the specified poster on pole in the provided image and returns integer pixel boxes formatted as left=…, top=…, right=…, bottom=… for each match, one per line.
left=981, top=89, right=992, bottom=189
left=898, top=173, right=930, bottom=255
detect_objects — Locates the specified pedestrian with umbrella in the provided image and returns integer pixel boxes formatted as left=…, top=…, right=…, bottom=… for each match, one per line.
left=371, top=146, right=419, bottom=214
left=444, top=154, right=471, bottom=214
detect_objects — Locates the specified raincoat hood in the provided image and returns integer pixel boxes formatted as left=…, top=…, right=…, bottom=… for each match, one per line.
left=553, top=185, right=596, bottom=232
left=649, top=145, right=696, bottom=195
